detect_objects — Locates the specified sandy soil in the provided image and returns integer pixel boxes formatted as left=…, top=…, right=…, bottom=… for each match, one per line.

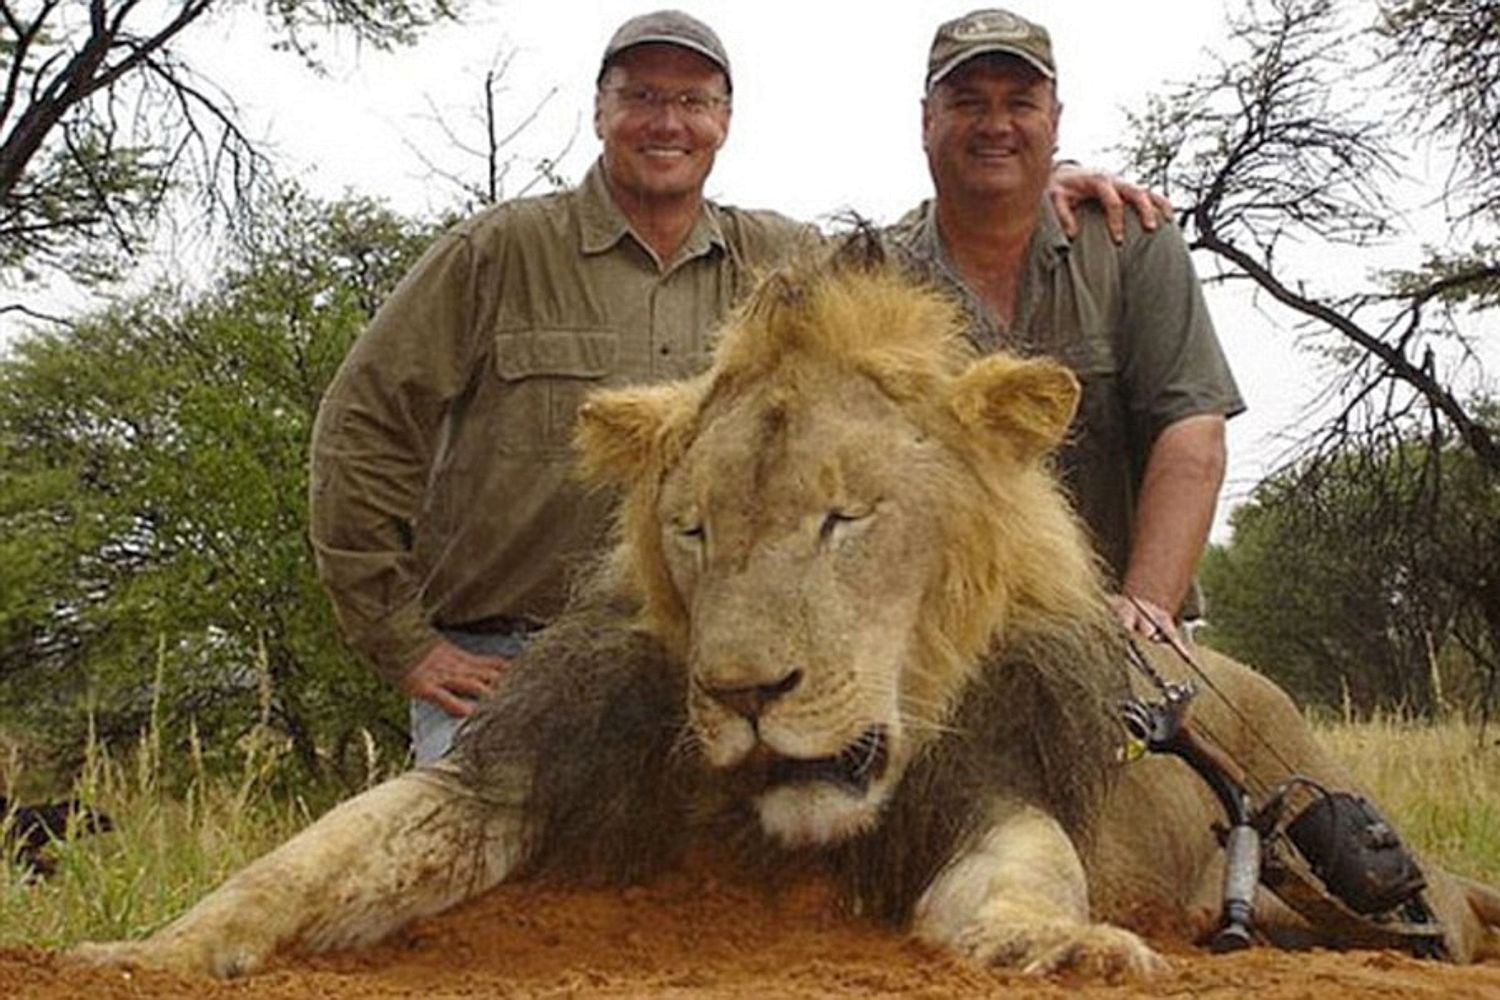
left=5, top=869, right=1500, bottom=999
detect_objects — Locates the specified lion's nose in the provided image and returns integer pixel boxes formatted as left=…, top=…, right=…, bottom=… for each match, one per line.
left=703, top=668, right=803, bottom=720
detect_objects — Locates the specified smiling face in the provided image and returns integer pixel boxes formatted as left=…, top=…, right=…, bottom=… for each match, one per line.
left=594, top=43, right=731, bottom=211
left=922, top=54, right=1060, bottom=206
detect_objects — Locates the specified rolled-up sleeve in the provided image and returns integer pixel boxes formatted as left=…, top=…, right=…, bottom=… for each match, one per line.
left=1120, top=219, right=1245, bottom=450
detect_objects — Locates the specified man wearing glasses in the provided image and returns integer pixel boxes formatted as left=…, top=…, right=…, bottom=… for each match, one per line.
left=309, top=11, right=806, bottom=764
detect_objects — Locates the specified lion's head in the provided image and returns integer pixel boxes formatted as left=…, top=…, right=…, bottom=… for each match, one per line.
left=575, top=254, right=1116, bottom=849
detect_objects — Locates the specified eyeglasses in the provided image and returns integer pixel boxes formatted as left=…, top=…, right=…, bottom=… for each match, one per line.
left=604, top=86, right=730, bottom=117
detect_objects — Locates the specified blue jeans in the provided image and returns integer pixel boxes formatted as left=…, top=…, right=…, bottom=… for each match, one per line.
left=409, top=626, right=531, bottom=765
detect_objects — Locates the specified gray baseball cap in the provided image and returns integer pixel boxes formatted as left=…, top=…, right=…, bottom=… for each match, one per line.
left=598, top=10, right=732, bottom=91
left=926, top=9, right=1055, bottom=90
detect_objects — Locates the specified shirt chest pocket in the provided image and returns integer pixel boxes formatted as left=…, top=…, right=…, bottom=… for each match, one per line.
left=1044, top=324, right=1127, bottom=466
left=491, top=329, right=619, bottom=456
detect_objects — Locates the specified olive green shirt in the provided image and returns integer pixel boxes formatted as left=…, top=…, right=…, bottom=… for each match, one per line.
left=310, top=161, right=811, bottom=682
left=886, top=198, right=1244, bottom=600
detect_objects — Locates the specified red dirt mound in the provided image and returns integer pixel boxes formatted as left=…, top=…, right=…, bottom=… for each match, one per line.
left=5, top=870, right=1499, bottom=998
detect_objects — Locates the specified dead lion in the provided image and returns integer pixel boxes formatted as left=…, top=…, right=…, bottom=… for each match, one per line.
left=76, top=255, right=1500, bottom=979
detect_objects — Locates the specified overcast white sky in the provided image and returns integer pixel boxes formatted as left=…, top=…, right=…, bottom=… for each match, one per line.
left=18, top=1, right=1498, bottom=537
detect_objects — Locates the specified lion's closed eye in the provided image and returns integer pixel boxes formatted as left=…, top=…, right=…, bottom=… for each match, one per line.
left=668, top=515, right=706, bottom=553
left=818, top=504, right=876, bottom=545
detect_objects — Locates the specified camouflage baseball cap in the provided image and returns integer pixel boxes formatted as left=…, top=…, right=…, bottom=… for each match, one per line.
left=925, top=9, right=1055, bottom=90
left=598, top=10, right=732, bottom=91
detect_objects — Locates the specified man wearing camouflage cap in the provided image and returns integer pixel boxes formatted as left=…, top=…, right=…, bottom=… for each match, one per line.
left=889, top=8, right=1244, bottom=637
left=309, top=10, right=815, bottom=763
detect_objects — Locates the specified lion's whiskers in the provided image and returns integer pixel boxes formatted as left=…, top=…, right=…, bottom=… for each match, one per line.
left=667, top=724, right=706, bottom=767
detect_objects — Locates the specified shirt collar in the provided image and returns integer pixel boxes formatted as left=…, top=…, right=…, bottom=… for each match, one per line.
left=578, top=159, right=727, bottom=266
left=905, top=194, right=1071, bottom=263
left=893, top=194, right=1070, bottom=348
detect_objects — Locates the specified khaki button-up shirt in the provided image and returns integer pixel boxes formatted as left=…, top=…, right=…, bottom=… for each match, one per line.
left=310, top=161, right=812, bottom=682
left=887, top=199, right=1244, bottom=604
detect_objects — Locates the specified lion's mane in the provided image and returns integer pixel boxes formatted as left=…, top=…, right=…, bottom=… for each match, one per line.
left=456, top=244, right=1129, bottom=925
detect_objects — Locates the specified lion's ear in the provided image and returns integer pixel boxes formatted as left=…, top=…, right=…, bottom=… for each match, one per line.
left=949, top=354, right=1079, bottom=462
left=574, top=382, right=697, bottom=485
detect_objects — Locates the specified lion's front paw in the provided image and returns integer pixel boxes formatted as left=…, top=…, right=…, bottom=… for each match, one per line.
left=956, top=919, right=1168, bottom=980
left=71, top=935, right=269, bottom=979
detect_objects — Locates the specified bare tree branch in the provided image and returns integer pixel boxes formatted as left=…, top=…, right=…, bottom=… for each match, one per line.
left=401, top=46, right=570, bottom=212
left=1193, top=213, right=1500, bottom=475
left=0, top=300, right=71, bottom=325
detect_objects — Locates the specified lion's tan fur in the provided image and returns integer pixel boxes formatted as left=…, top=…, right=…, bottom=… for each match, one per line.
left=576, top=258, right=1115, bottom=735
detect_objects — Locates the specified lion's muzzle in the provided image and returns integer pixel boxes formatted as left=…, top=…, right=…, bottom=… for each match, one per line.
left=768, top=725, right=889, bottom=794
left=722, top=725, right=890, bottom=798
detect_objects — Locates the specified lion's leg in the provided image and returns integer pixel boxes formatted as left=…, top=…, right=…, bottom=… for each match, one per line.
left=74, top=762, right=524, bottom=977
left=1456, top=877, right=1500, bottom=961
left=911, top=801, right=1165, bottom=978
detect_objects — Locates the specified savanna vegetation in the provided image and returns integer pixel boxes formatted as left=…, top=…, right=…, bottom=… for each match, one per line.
left=2, top=188, right=438, bottom=791
left=1198, top=417, right=1500, bottom=721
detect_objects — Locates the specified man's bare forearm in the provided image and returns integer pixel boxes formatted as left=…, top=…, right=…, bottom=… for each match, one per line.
left=1120, top=413, right=1227, bottom=617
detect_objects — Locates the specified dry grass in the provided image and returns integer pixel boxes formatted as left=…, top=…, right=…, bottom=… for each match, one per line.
left=0, top=719, right=391, bottom=948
